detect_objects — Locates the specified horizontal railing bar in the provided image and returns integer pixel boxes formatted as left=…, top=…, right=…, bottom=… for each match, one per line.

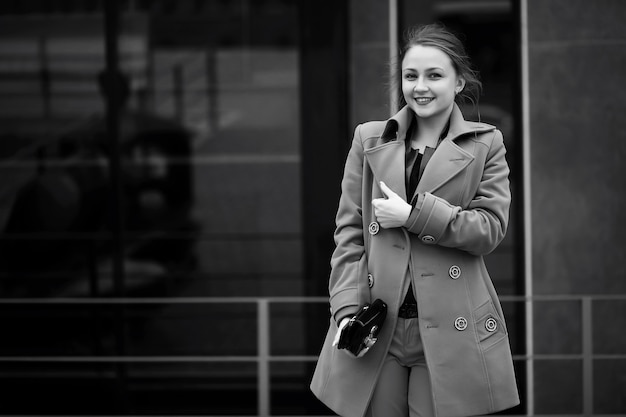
left=2, top=354, right=623, bottom=364
left=0, top=356, right=320, bottom=363
left=499, top=294, right=626, bottom=301
left=2, top=295, right=626, bottom=305
left=268, top=355, right=318, bottom=361
left=0, top=296, right=329, bottom=304
left=0, top=154, right=301, bottom=168
left=0, top=232, right=302, bottom=241
left=0, top=356, right=261, bottom=363
left=2, top=414, right=342, bottom=417
left=513, top=354, right=626, bottom=360
left=1, top=415, right=626, bottom=417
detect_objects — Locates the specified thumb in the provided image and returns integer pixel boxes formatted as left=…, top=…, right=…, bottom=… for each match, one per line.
left=379, top=181, right=397, bottom=199
left=332, top=317, right=350, bottom=347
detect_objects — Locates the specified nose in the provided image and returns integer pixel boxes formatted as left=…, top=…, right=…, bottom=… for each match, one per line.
left=414, top=76, right=428, bottom=92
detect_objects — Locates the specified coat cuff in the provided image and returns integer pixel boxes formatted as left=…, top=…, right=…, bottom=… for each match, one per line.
left=404, top=192, right=456, bottom=243
left=333, top=306, right=360, bottom=325
left=405, top=193, right=425, bottom=228
left=329, top=287, right=359, bottom=323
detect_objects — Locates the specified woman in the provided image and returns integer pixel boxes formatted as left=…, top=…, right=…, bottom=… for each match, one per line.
left=310, top=23, right=520, bottom=417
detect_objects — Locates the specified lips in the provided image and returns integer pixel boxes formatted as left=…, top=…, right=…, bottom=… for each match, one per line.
left=414, top=97, right=434, bottom=104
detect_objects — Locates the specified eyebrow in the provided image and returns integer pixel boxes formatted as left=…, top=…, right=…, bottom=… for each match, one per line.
left=402, top=67, right=445, bottom=72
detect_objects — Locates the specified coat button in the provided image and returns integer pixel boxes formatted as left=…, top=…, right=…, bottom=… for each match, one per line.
left=421, top=235, right=435, bottom=243
left=368, top=221, right=380, bottom=235
left=367, top=274, right=374, bottom=288
left=485, top=317, right=498, bottom=332
left=449, top=265, right=461, bottom=279
left=454, top=316, right=468, bottom=331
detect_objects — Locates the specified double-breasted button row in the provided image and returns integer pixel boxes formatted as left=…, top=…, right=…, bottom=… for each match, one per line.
left=449, top=265, right=461, bottom=279
left=453, top=316, right=498, bottom=332
left=485, top=317, right=498, bottom=332
left=454, top=316, right=468, bottom=331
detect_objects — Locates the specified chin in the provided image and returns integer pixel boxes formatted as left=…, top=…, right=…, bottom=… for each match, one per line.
left=412, top=106, right=436, bottom=119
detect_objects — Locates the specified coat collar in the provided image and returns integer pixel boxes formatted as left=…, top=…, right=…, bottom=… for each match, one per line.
left=381, top=105, right=414, bottom=142
left=383, top=103, right=494, bottom=143
left=364, top=104, right=496, bottom=201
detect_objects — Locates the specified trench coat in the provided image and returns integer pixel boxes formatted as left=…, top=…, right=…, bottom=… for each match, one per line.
left=310, top=104, right=520, bottom=417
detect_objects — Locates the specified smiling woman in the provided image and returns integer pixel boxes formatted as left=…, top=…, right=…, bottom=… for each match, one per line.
left=311, top=23, right=519, bottom=417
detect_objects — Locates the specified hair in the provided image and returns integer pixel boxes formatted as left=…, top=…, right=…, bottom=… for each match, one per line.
left=392, top=23, right=482, bottom=110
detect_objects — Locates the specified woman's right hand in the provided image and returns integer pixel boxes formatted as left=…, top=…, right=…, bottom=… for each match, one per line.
left=372, top=181, right=411, bottom=228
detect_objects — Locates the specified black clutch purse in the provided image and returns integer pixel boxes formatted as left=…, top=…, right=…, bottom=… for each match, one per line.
left=337, top=299, right=387, bottom=356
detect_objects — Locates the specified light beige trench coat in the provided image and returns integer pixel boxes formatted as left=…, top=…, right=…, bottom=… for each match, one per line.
left=310, top=104, right=520, bottom=417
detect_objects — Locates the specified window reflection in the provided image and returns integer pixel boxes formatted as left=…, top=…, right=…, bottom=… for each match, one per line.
left=0, top=1, right=304, bottom=414
left=0, top=3, right=302, bottom=298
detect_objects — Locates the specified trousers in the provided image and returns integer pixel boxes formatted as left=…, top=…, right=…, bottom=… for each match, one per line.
left=366, top=316, right=435, bottom=417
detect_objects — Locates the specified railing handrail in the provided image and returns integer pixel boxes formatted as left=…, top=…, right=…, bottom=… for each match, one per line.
left=1, top=294, right=626, bottom=416
left=1, top=294, right=626, bottom=304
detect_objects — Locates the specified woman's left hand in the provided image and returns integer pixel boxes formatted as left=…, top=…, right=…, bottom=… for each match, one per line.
left=372, top=181, right=411, bottom=228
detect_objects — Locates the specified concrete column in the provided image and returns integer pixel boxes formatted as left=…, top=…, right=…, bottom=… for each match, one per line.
left=527, top=0, right=626, bottom=413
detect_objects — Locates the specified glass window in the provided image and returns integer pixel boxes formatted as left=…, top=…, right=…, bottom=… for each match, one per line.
left=0, top=1, right=306, bottom=414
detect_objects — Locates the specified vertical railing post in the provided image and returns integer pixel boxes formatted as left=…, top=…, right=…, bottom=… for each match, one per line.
left=525, top=296, right=534, bottom=416
left=258, top=299, right=270, bottom=416
left=582, top=297, right=593, bottom=416
left=520, top=0, right=534, bottom=413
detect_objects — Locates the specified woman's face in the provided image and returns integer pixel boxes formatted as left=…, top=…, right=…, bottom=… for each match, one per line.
left=401, top=44, right=465, bottom=122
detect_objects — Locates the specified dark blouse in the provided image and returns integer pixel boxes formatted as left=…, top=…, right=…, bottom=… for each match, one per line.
left=402, top=117, right=449, bottom=307
left=402, top=146, right=434, bottom=306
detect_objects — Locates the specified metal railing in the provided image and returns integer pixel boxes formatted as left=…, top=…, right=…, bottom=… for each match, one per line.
left=500, top=294, right=626, bottom=417
left=1, top=295, right=626, bottom=416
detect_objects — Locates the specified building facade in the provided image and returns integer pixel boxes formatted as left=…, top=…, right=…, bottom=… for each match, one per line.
left=0, top=0, right=624, bottom=415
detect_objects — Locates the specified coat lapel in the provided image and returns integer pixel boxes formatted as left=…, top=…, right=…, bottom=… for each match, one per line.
left=414, top=105, right=494, bottom=197
left=364, top=104, right=495, bottom=202
left=364, top=141, right=407, bottom=202
left=415, top=139, right=474, bottom=195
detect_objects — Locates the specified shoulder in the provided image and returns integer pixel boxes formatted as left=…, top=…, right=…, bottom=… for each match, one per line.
left=466, top=122, right=502, bottom=149
left=467, top=120, right=496, bottom=133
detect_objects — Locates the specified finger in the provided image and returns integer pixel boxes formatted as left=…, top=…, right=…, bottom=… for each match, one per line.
left=332, top=318, right=350, bottom=347
left=379, top=181, right=397, bottom=199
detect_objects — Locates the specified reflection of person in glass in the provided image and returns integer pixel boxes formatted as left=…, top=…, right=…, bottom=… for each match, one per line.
left=311, top=24, right=519, bottom=417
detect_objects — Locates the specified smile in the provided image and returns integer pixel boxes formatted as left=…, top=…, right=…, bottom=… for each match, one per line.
left=414, top=97, right=434, bottom=104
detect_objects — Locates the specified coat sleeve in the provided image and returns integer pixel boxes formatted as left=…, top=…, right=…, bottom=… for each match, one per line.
left=404, top=130, right=511, bottom=256
left=328, top=124, right=368, bottom=323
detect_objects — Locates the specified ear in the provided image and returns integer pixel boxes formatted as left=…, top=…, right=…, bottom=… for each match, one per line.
left=456, top=77, right=466, bottom=94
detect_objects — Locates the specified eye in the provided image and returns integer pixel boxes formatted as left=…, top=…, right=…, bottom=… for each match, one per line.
left=403, top=73, right=417, bottom=80
left=428, top=73, right=443, bottom=79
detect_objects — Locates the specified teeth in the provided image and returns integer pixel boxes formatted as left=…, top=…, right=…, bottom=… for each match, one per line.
left=415, top=98, right=433, bottom=103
